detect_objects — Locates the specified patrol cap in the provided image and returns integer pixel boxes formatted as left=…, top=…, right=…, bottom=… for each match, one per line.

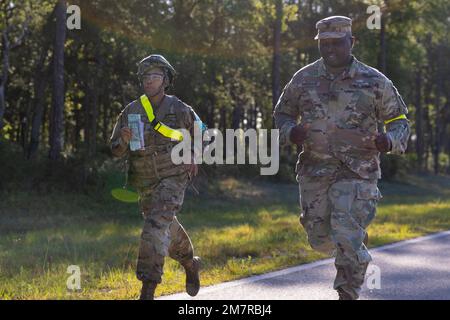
left=314, top=16, right=352, bottom=40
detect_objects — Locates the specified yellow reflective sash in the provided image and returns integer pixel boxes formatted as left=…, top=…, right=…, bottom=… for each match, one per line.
left=384, top=114, right=407, bottom=125
left=140, top=95, right=184, bottom=141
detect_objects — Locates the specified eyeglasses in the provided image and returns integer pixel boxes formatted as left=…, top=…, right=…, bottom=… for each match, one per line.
left=142, top=73, right=164, bottom=82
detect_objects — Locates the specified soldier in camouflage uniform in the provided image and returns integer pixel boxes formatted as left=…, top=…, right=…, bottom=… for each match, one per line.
left=274, top=16, right=410, bottom=300
left=110, top=54, right=202, bottom=300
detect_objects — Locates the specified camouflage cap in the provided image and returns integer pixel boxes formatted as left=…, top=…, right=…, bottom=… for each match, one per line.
left=314, top=16, right=352, bottom=40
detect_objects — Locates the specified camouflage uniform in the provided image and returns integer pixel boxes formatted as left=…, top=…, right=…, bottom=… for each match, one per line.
left=274, top=16, right=410, bottom=299
left=110, top=94, right=199, bottom=284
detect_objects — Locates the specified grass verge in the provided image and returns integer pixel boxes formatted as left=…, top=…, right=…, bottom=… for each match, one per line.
left=1, top=174, right=449, bottom=299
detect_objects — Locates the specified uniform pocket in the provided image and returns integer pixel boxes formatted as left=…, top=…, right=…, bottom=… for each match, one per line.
left=356, top=182, right=382, bottom=201
left=342, top=88, right=376, bottom=129
left=162, top=113, right=178, bottom=127
left=303, top=103, right=327, bottom=122
left=353, top=182, right=381, bottom=228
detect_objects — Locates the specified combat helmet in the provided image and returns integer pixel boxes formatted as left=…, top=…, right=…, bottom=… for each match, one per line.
left=137, top=54, right=176, bottom=89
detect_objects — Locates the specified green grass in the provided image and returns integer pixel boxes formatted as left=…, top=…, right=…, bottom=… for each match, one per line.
left=1, top=174, right=450, bottom=300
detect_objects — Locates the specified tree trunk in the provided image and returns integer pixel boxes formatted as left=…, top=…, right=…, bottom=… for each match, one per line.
left=423, top=71, right=433, bottom=173
left=447, top=140, right=450, bottom=175
left=74, top=104, right=82, bottom=152
left=220, top=106, right=227, bottom=133
left=102, top=95, right=108, bottom=143
left=84, top=84, right=99, bottom=157
left=377, top=9, right=387, bottom=74
left=446, top=114, right=450, bottom=174
left=271, top=0, right=282, bottom=114
left=0, top=33, right=10, bottom=131
left=28, top=76, right=49, bottom=159
left=20, top=100, right=31, bottom=151
left=433, top=45, right=446, bottom=175
left=231, top=105, right=243, bottom=130
left=445, top=93, right=450, bottom=174
left=0, top=85, right=5, bottom=131
left=414, top=69, right=424, bottom=171
left=49, top=0, right=67, bottom=161
left=28, top=51, right=51, bottom=159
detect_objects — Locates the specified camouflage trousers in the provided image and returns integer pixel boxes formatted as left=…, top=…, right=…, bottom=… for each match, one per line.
left=298, top=174, right=381, bottom=299
left=135, top=173, right=195, bottom=283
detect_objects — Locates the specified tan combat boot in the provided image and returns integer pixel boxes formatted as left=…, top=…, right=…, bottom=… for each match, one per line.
left=182, top=256, right=201, bottom=296
left=139, top=281, right=158, bottom=300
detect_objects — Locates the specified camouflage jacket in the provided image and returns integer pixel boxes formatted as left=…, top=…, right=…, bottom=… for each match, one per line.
left=274, top=56, right=410, bottom=180
left=110, top=95, right=201, bottom=188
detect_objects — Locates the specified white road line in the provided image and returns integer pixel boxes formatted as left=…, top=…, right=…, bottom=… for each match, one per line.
left=159, top=230, right=450, bottom=299
left=370, top=230, right=450, bottom=253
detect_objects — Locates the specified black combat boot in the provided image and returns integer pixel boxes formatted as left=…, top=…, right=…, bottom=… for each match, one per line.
left=182, top=256, right=201, bottom=296
left=139, top=281, right=158, bottom=300
left=337, top=287, right=355, bottom=300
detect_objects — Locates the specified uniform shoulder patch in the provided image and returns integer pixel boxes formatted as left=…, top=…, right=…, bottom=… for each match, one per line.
left=351, top=79, right=372, bottom=88
left=357, top=62, right=387, bottom=81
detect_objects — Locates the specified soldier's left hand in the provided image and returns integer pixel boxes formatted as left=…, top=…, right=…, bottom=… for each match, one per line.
left=290, top=123, right=311, bottom=147
left=374, top=133, right=392, bottom=153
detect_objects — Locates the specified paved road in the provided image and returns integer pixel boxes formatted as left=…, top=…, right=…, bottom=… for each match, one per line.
left=159, top=231, right=450, bottom=300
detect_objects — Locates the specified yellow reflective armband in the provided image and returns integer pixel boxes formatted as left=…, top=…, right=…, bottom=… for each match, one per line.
left=384, top=114, right=407, bottom=125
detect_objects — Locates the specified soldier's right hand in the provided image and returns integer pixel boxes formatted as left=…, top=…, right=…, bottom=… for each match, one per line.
left=120, top=127, right=133, bottom=144
left=289, top=123, right=311, bottom=147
